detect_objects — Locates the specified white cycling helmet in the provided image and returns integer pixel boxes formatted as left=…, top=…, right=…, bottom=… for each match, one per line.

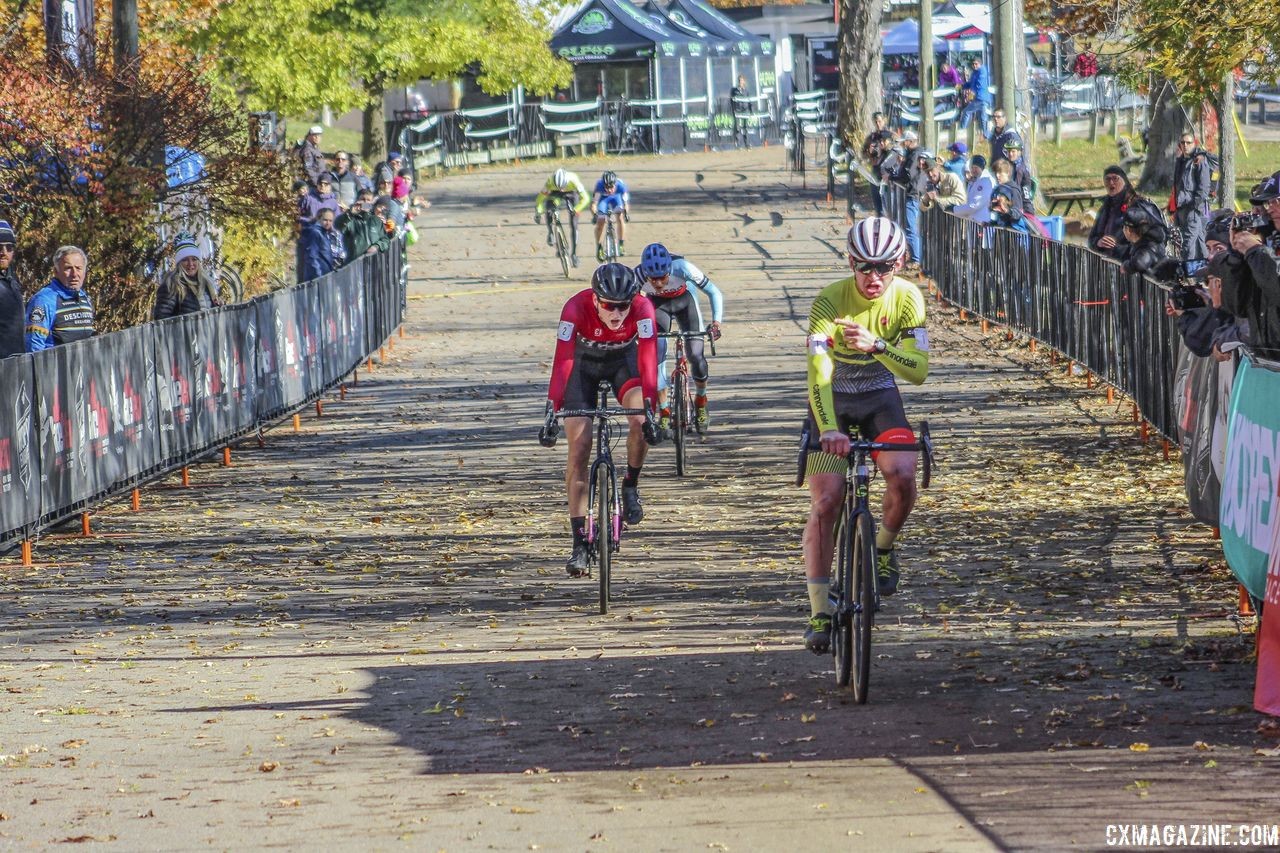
left=553, top=168, right=570, bottom=190
left=847, top=217, right=906, bottom=264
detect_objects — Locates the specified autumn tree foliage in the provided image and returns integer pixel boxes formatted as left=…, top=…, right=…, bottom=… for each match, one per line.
left=0, top=40, right=293, bottom=332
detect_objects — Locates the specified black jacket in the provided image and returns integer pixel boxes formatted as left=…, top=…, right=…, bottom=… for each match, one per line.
left=0, top=267, right=23, bottom=358
left=1213, top=243, right=1280, bottom=352
left=1009, top=158, right=1036, bottom=213
left=1116, top=235, right=1164, bottom=277
left=1173, top=150, right=1212, bottom=212
left=1088, top=194, right=1130, bottom=257
left=1176, top=307, right=1236, bottom=357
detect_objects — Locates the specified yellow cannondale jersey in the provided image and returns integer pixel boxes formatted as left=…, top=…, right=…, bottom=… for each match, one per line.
left=806, top=275, right=930, bottom=433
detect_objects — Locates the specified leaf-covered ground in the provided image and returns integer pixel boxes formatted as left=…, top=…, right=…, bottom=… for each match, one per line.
left=1, top=148, right=1276, bottom=850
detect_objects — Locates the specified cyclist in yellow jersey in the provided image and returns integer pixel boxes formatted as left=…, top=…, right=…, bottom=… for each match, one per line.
left=801, top=216, right=930, bottom=654
left=535, top=168, right=591, bottom=267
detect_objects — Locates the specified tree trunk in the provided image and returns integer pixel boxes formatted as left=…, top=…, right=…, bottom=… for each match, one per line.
left=1137, top=77, right=1185, bottom=195
left=836, top=0, right=884, bottom=148
left=361, top=81, right=387, bottom=163
left=1216, top=74, right=1236, bottom=208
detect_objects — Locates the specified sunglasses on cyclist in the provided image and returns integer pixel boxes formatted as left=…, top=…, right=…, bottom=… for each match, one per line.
left=855, top=261, right=895, bottom=275
left=597, top=299, right=632, bottom=312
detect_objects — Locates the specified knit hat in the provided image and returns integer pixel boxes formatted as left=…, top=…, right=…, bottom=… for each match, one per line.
left=1103, top=164, right=1127, bottom=180
left=0, top=219, right=14, bottom=244
left=1205, top=211, right=1232, bottom=246
left=174, top=235, right=201, bottom=265
left=388, top=151, right=404, bottom=161
left=317, top=172, right=335, bottom=184
left=969, top=154, right=987, bottom=170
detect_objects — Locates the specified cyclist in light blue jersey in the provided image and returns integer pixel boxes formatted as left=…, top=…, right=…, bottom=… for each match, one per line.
left=592, top=170, right=631, bottom=261
left=636, top=243, right=724, bottom=434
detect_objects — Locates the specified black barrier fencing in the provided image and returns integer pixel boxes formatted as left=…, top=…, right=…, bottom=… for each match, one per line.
left=878, top=186, right=1182, bottom=439
left=0, top=240, right=405, bottom=548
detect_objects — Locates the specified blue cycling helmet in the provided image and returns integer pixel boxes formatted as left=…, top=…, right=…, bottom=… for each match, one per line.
left=639, top=243, right=672, bottom=279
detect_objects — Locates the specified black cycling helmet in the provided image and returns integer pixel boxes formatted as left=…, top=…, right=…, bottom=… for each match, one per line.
left=601, top=170, right=618, bottom=188
left=591, top=262, right=639, bottom=302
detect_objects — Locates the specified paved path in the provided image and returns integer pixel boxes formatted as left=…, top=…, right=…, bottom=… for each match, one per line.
left=1, top=149, right=1276, bottom=851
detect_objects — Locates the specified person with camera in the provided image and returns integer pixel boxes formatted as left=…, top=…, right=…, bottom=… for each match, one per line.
left=1158, top=212, right=1241, bottom=361
left=1206, top=172, right=1280, bottom=353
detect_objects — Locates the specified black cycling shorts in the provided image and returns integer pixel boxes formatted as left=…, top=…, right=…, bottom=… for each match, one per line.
left=803, top=387, right=912, bottom=476
left=562, top=345, right=640, bottom=411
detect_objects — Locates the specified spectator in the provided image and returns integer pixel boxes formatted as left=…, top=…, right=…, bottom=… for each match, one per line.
left=860, top=112, right=888, bottom=169
left=729, top=74, right=752, bottom=148
left=959, top=57, right=992, bottom=131
left=1088, top=165, right=1139, bottom=258
left=869, top=129, right=898, bottom=217
left=938, top=58, right=964, bottom=88
left=943, top=142, right=968, bottom=180
left=298, top=209, right=345, bottom=282
left=989, top=185, right=1030, bottom=233
left=154, top=236, right=219, bottom=319
left=377, top=183, right=406, bottom=232
left=991, top=157, right=1015, bottom=197
left=922, top=152, right=966, bottom=212
left=901, top=133, right=928, bottom=272
left=351, top=158, right=375, bottom=195
left=336, top=190, right=392, bottom=261
left=952, top=155, right=995, bottom=222
left=298, top=172, right=340, bottom=225
left=1164, top=213, right=1240, bottom=359
left=25, top=246, right=94, bottom=351
left=1211, top=171, right=1280, bottom=352
left=1001, top=134, right=1036, bottom=215
left=374, top=151, right=404, bottom=189
left=332, top=151, right=359, bottom=210
left=988, top=108, right=1017, bottom=165
left=1170, top=132, right=1213, bottom=260
left=1115, top=205, right=1165, bottom=277
left=0, top=220, right=24, bottom=358
left=393, top=167, right=414, bottom=206
left=300, top=125, right=326, bottom=188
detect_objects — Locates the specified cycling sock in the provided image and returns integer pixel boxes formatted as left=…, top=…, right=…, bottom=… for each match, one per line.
left=694, top=394, right=707, bottom=407
left=876, top=524, right=899, bottom=551
left=807, top=579, right=832, bottom=617
left=570, top=516, right=586, bottom=544
left=623, top=465, right=641, bottom=488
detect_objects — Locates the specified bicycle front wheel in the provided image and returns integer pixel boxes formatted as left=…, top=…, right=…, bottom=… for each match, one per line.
left=596, top=466, right=613, bottom=614
left=555, top=221, right=570, bottom=279
left=832, top=508, right=854, bottom=688
left=604, top=223, right=619, bottom=263
left=851, top=510, right=876, bottom=704
left=672, top=370, right=687, bottom=477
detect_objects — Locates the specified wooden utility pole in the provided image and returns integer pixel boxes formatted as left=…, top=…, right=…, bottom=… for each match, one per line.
left=918, top=0, right=935, bottom=151
left=995, top=0, right=1018, bottom=120
left=1219, top=73, right=1237, bottom=208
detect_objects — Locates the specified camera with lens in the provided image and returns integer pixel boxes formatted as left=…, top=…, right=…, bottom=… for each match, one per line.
left=1231, top=212, right=1271, bottom=233
left=1152, top=257, right=1205, bottom=283
left=1168, top=282, right=1206, bottom=311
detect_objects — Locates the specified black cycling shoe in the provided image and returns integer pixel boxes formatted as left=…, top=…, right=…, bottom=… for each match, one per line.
left=622, top=486, right=643, bottom=525
left=803, top=613, right=832, bottom=654
left=566, top=541, right=589, bottom=577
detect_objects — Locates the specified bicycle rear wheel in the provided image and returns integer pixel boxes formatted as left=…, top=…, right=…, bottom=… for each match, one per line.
left=851, top=510, right=876, bottom=703
left=672, top=370, right=687, bottom=477
left=595, top=464, right=613, bottom=614
left=831, top=508, right=854, bottom=687
left=554, top=221, right=570, bottom=279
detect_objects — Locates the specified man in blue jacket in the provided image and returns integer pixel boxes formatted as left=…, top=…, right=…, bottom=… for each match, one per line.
left=25, top=245, right=94, bottom=352
left=959, top=57, right=992, bottom=132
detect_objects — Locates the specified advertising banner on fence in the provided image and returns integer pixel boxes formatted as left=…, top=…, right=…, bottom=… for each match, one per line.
left=33, top=339, right=91, bottom=513
left=82, top=326, right=159, bottom=495
left=1175, top=346, right=1235, bottom=525
left=0, top=355, right=39, bottom=537
left=1220, top=357, right=1280, bottom=602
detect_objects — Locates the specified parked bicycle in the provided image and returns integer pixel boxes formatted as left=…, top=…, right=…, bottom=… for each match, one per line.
left=553, top=380, right=653, bottom=614
left=658, top=329, right=716, bottom=476
left=797, top=422, right=934, bottom=703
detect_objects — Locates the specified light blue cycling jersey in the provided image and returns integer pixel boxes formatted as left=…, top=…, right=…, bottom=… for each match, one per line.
left=641, top=257, right=723, bottom=322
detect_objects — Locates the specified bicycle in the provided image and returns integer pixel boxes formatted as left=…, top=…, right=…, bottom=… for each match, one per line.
left=657, top=329, right=716, bottom=477
left=553, top=381, right=652, bottom=614
left=599, top=209, right=627, bottom=263
left=796, top=422, right=934, bottom=703
left=544, top=196, right=573, bottom=279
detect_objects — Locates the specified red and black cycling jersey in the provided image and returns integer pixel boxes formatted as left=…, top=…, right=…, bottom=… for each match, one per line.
left=547, top=289, right=658, bottom=410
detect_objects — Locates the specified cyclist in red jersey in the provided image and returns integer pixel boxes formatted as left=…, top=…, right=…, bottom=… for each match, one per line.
left=540, top=263, right=662, bottom=575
